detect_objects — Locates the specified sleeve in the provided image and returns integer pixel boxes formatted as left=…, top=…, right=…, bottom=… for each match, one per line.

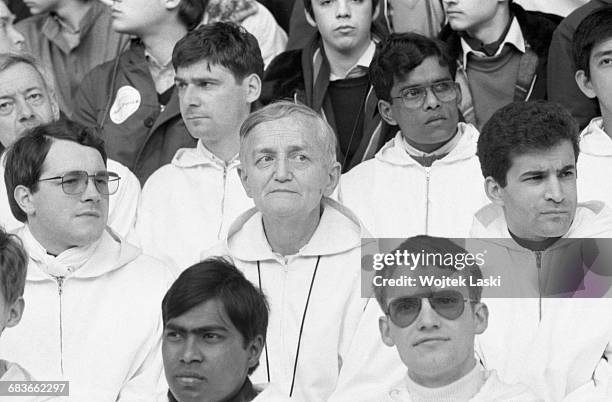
left=547, top=21, right=599, bottom=129
left=240, top=3, right=288, bottom=69
left=116, top=313, right=165, bottom=401
left=71, top=67, right=104, bottom=127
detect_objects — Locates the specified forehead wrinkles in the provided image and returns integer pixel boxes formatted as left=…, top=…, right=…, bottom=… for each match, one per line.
left=0, top=65, right=47, bottom=97
left=242, top=119, right=328, bottom=157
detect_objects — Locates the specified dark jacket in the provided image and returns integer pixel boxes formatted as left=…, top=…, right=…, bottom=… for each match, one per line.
left=547, top=0, right=612, bottom=129
left=439, top=3, right=561, bottom=125
left=262, top=32, right=393, bottom=172
left=72, top=40, right=196, bottom=184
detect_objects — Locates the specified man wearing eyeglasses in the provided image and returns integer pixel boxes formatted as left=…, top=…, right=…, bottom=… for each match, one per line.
left=0, top=119, right=175, bottom=401
left=373, top=236, right=537, bottom=401
left=0, top=53, right=140, bottom=240
left=339, top=33, right=489, bottom=238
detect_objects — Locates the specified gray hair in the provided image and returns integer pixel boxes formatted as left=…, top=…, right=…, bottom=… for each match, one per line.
left=239, top=100, right=337, bottom=167
left=0, top=52, right=59, bottom=101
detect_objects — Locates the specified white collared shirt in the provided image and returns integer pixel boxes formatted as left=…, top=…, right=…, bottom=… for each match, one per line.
left=324, top=40, right=377, bottom=81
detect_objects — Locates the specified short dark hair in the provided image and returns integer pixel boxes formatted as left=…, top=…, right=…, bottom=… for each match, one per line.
left=172, top=22, right=264, bottom=82
left=478, top=101, right=580, bottom=187
left=178, top=0, right=206, bottom=31
left=370, top=33, right=456, bottom=101
left=572, top=6, right=612, bottom=79
left=162, top=257, right=269, bottom=375
left=0, top=227, right=27, bottom=305
left=303, top=0, right=379, bottom=19
left=373, top=236, right=483, bottom=310
left=4, top=119, right=107, bottom=223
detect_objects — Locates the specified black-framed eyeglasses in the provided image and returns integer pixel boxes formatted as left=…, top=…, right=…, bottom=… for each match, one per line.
left=385, top=290, right=474, bottom=328
left=38, top=170, right=121, bottom=195
left=391, top=80, right=458, bottom=109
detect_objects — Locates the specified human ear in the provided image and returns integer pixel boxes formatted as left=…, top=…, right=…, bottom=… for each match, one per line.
left=13, top=185, right=36, bottom=217
left=245, top=334, right=264, bottom=369
left=472, top=302, right=488, bottom=335
left=5, top=297, right=24, bottom=329
left=575, top=70, right=597, bottom=99
left=484, top=177, right=505, bottom=206
left=378, top=100, right=398, bottom=126
left=379, top=316, right=395, bottom=347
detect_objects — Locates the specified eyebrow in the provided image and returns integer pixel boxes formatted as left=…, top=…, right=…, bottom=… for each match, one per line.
left=520, top=164, right=576, bottom=177
left=400, top=78, right=453, bottom=90
left=174, top=76, right=221, bottom=85
left=252, top=145, right=307, bottom=155
left=592, top=49, right=612, bottom=60
left=164, top=323, right=229, bottom=335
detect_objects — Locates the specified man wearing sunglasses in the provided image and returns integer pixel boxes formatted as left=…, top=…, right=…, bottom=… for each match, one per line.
left=374, top=236, right=536, bottom=401
left=472, top=100, right=612, bottom=401
left=339, top=33, right=489, bottom=238
left=0, top=119, right=175, bottom=401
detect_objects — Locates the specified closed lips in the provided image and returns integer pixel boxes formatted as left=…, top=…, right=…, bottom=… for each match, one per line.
left=413, top=337, right=449, bottom=346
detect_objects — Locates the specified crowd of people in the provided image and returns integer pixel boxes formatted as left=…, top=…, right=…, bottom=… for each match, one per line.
left=0, top=0, right=611, bottom=401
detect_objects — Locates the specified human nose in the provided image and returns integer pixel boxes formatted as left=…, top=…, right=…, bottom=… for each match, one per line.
left=416, top=299, right=441, bottom=329
left=336, top=0, right=351, bottom=18
left=422, top=86, right=441, bottom=110
left=544, top=177, right=565, bottom=203
left=180, top=336, right=203, bottom=364
left=81, top=175, right=103, bottom=201
left=15, top=98, right=35, bottom=122
left=273, top=157, right=292, bottom=182
left=8, top=27, right=24, bottom=50
left=182, top=85, right=200, bottom=107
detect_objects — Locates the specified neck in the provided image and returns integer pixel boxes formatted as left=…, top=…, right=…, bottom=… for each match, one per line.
left=141, top=24, right=188, bottom=65
left=601, top=110, right=612, bottom=140
left=467, top=6, right=511, bottom=45
left=53, top=0, right=94, bottom=32
left=201, top=133, right=240, bottom=163
left=410, top=357, right=477, bottom=388
left=323, top=38, right=371, bottom=79
left=262, top=206, right=322, bottom=256
left=28, top=224, right=71, bottom=255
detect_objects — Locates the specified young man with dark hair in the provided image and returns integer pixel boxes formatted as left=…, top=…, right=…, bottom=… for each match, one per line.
left=373, top=236, right=536, bottom=400
left=136, top=22, right=261, bottom=272
left=471, top=100, right=612, bottom=400
left=339, top=33, right=487, bottom=238
left=572, top=7, right=612, bottom=208
left=0, top=119, right=174, bottom=401
left=0, top=53, right=140, bottom=239
left=547, top=0, right=611, bottom=129
left=439, top=0, right=560, bottom=129
left=161, top=257, right=288, bottom=402
left=73, top=0, right=205, bottom=183
left=262, top=0, right=388, bottom=172
left=16, top=0, right=128, bottom=117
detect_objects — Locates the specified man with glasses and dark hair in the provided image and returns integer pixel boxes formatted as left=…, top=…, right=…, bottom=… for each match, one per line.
left=339, top=33, right=488, bottom=238
left=372, top=236, right=536, bottom=401
left=0, top=118, right=175, bottom=401
left=0, top=53, right=140, bottom=239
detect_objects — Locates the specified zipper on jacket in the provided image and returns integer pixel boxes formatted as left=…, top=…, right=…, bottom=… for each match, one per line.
left=54, top=276, right=65, bottom=375
left=217, top=166, right=228, bottom=239
left=535, top=251, right=542, bottom=322
left=425, top=167, right=431, bottom=234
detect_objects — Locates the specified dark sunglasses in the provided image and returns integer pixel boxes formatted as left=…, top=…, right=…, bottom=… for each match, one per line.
left=386, top=290, right=474, bottom=328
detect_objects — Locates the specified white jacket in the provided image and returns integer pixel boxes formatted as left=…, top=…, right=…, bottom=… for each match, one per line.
left=0, top=227, right=175, bottom=401
left=577, top=117, right=612, bottom=207
left=203, top=199, right=369, bottom=402
left=469, top=202, right=612, bottom=401
left=339, top=123, right=489, bottom=237
left=0, top=361, right=53, bottom=402
left=0, top=157, right=140, bottom=239
left=136, top=141, right=253, bottom=272
left=384, top=369, right=539, bottom=401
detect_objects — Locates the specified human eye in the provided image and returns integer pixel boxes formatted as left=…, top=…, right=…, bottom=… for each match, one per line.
left=291, top=153, right=309, bottom=163
left=524, top=175, right=543, bottom=182
left=599, top=57, right=612, bottom=66
left=433, top=81, right=454, bottom=93
left=560, top=169, right=575, bottom=178
left=175, top=81, right=187, bottom=90
left=0, top=100, right=13, bottom=115
left=255, top=155, right=274, bottom=167
left=164, top=330, right=183, bottom=341
left=27, top=91, right=44, bottom=103
left=62, top=173, right=81, bottom=186
left=392, top=298, right=419, bottom=314
left=202, top=332, right=224, bottom=343
left=319, top=0, right=332, bottom=5
left=401, top=87, right=424, bottom=100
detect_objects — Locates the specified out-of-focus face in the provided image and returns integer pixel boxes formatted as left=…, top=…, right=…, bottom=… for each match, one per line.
left=163, top=299, right=261, bottom=402
left=22, top=0, right=61, bottom=15
left=0, top=62, right=58, bottom=147
left=176, top=60, right=258, bottom=145
left=380, top=56, right=460, bottom=152
left=238, top=116, right=341, bottom=221
left=307, top=0, right=375, bottom=57
left=442, top=0, right=504, bottom=36
left=110, top=0, right=168, bottom=35
left=379, top=265, right=487, bottom=387
left=0, top=2, right=25, bottom=53
left=488, top=140, right=578, bottom=241
left=576, top=37, right=612, bottom=120
left=22, top=139, right=109, bottom=254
